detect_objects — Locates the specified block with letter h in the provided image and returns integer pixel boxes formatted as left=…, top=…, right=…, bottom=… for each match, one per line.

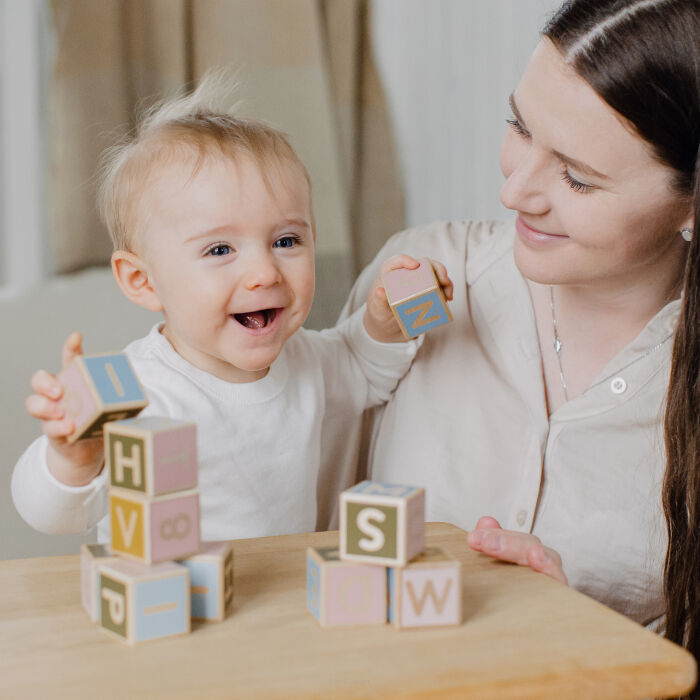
left=58, top=353, right=148, bottom=443
left=382, top=258, right=452, bottom=339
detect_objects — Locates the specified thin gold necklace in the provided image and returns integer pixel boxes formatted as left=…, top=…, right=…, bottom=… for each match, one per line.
left=549, top=285, right=569, bottom=401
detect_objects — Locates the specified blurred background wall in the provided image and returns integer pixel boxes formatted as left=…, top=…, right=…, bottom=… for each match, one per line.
left=1, top=0, right=559, bottom=559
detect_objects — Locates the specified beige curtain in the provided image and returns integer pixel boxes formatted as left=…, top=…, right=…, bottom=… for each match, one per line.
left=48, top=0, right=404, bottom=327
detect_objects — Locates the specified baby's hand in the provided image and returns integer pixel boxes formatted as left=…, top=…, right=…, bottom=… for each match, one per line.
left=364, top=255, right=453, bottom=343
left=25, top=332, right=105, bottom=486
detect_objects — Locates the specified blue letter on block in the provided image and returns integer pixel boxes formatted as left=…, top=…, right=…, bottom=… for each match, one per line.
left=84, top=355, right=145, bottom=405
left=133, top=575, right=188, bottom=642
left=395, top=290, right=450, bottom=338
left=307, top=554, right=321, bottom=621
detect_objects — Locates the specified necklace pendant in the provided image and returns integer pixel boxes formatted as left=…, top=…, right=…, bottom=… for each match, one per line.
left=553, top=338, right=561, bottom=354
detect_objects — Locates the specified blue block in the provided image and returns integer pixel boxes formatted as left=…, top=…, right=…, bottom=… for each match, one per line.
left=348, top=481, right=422, bottom=499
left=307, top=553, right=321, bottom=621
left=395, top=290, right=451, bottom=338
left=83, top=354, right=146, bottom=405
left=133, top=573, right=189, bottom=642
left=180, top=559, right=220, bottom=620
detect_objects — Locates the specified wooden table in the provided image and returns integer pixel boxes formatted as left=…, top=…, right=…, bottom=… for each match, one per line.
left=0, top=523, right=696, bottom=699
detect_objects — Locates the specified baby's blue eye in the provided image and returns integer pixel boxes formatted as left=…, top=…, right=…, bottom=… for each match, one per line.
left=207, top=244, right=232, bottom=256
left=274, top=235, right=299, bottom=249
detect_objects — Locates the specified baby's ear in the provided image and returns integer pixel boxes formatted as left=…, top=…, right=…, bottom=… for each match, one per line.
left=111, top=250, right=163, bottom=312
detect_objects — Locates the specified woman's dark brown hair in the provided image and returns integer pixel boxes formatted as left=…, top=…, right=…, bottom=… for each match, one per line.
left=543, top=0, right=700, bottom=693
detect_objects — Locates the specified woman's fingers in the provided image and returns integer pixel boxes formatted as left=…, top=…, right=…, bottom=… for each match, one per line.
left=467, top=524, right=567, bottom=584
left=61, top=331, right=83, bottom=370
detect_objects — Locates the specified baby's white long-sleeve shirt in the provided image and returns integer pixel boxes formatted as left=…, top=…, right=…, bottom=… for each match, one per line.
left=12, top=309, right=419, bottom=542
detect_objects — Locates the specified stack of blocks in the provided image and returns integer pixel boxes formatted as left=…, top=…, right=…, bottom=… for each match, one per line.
left=307, top=481, right=462, bottom=629
left=71, top=353, right=233, bottom=644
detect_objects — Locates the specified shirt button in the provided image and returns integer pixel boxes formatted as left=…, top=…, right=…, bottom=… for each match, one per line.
left=516, top=510, right=527, bottom=526
left=610, top=377, right=627, bottom=394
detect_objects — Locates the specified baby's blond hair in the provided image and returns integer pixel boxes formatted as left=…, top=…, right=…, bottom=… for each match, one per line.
left=98, top=74, right=312, bottom=251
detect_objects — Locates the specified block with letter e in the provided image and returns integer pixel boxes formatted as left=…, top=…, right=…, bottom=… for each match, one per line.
left=58, top=353, right=148, bottom=443
left=104, top=417, right=197, bottom=496
left=178, top=541, right=234, bottom=622
left=306, top=546, right=387, bottom=627
left=382, top=258, right=452, bottom=339
left=109, top=487, right=200, bottom=565
left=99, top=559, right=190, bottom=644
left=388, top=546, right=462, bottom=629
left=339, top=480, right=425, bottom=567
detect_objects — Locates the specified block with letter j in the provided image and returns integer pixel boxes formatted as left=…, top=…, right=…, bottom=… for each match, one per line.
left=382, top=258, right=452, bottom=339
left=339, top=480, right=425, bottom=567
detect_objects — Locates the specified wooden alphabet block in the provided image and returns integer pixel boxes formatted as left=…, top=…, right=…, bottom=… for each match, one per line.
left=306, top=546, right=387, bottom=627
left=80, top=543, right=119, bottom=622
left=109, top=487, right=200, bottom=565
left=388, top=546, right=462, bottom=629
left=382, top=258, right=452, bottom=339
left=98, top=559, right=190, bottom=644
left=178, top=541, right=234, bottom=622
left=104, top=417, right=197, bottom=496
left=58, top=353, right=148, bottom=443
left=339, top=480, right=425, bottom=567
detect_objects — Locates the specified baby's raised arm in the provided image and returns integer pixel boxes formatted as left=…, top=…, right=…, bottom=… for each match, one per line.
left=24, top=332, right=105, bottom=486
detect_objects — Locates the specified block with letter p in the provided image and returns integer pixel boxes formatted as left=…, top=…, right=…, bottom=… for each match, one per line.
left=388, top=546, right=462, bottom=629
left=307, top=546, right=387, bottom=627
left=340, top=480, right=425, bottom=566
left=58, top=353, right=148, bottom=443
left=80, top=543, right=119, bottom=622
left=104, top=417, right=197, bottom=496
left=110, top=487, right=200, bottom=565
left=382, top=258, right=452, bottom=339
left=99, top=560, right=190, bottom=644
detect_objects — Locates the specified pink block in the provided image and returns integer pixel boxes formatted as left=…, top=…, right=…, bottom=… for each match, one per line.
left=149, top=492, right=201, bottom=563
left=399, top=568, right=461, bottom=627
left=382, top=259, right=437, bottom=304
left=60, top=362, right=98, bottom=431
left=325, top=565, right=387, bottom=626
left=152, top=422, right=197, bottom=494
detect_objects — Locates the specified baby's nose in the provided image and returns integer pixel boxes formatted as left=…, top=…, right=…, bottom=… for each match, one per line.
left=243, top=255, right=282, bottom=290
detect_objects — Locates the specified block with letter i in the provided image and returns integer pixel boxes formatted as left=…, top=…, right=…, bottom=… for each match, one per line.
left=110, top=487, right=200, bottom=565
left=340, top=480, right=425, bottom=567
left=178, top=541, right=234, bottom=622
left=307, top=546, right=387, bottom=627
left=58, top=353, right=148, bottom=443
left=105, top=417, right=197, bottom=496
left=382, top=258, right=452, bottom=339
left=388, top=546, right=462, bottom=629
left=99, top=559, right=190, bottom=644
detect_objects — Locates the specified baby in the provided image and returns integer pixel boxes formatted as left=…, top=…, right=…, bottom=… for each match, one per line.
left=12, top=81, right=453, bottom=543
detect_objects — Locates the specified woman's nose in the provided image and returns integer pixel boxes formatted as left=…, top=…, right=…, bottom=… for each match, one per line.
left=499, top=140, right=550, bottom=215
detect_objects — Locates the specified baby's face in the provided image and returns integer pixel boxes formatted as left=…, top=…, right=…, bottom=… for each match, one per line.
left=136, top=154, right=315, bottom=382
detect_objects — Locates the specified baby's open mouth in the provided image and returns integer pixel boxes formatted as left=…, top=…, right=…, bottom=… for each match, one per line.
left=233, top=308, right=280, bottom=329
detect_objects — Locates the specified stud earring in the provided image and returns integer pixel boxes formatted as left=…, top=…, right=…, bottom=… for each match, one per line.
left=681, top=227, right=693, bottom=242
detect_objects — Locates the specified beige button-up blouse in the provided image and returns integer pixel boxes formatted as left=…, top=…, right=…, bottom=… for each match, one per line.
left=330, top=218, right=679, bottom=626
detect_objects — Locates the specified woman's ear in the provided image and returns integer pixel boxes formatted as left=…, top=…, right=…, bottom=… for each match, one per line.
left=111, top=249, right=163, bottom=312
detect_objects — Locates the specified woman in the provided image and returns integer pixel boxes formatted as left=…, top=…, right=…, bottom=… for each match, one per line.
left=338, top=0, right=698, bottom=651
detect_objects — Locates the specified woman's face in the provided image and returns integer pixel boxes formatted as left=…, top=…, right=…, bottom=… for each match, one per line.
left=500, top=39, right=692, bottom=289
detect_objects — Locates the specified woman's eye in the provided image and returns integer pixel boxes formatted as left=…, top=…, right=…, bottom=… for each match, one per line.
left=273, top=235, right=300, bottom=249
left=206, top=244, right=232, bottom=256
left=506, top=117, right=530, bottom=138
left=561, top=168, right=595, bottom=194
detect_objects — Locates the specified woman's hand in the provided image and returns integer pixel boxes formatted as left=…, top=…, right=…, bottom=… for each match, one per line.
left=467, top=516, right=568, bottom=584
